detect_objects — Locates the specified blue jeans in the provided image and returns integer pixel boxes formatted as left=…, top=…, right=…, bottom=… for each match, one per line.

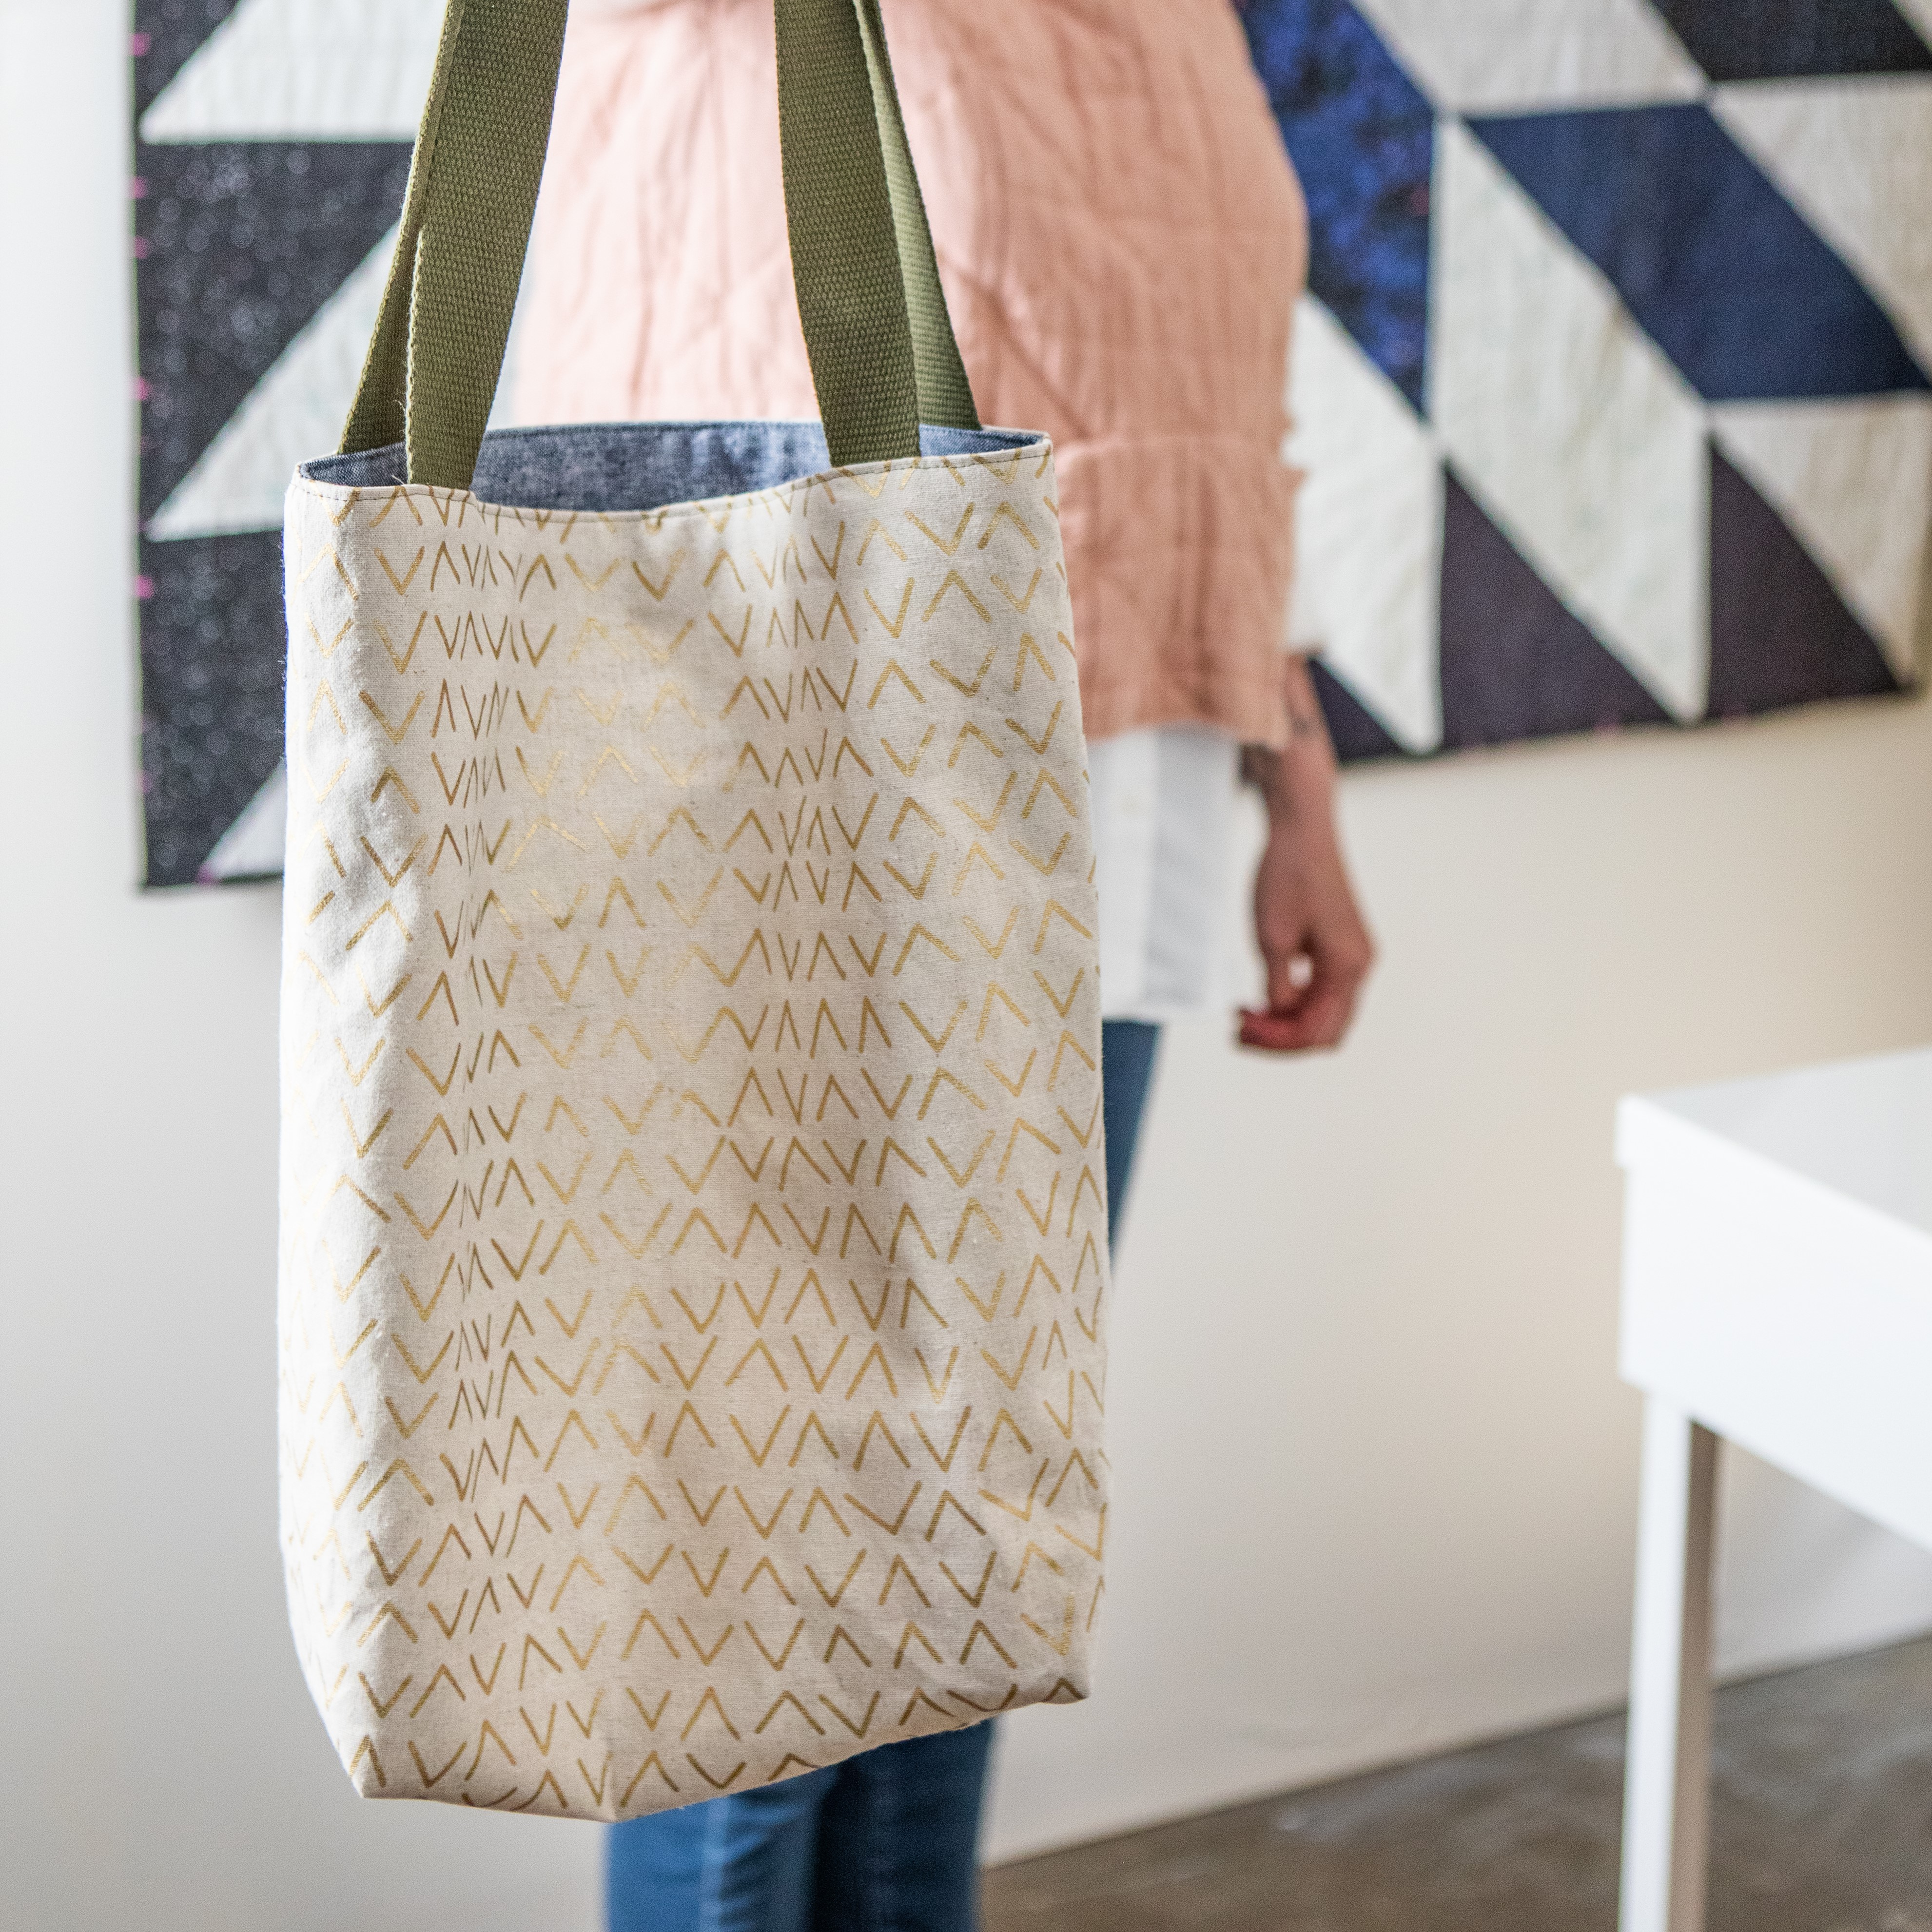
left=606, top=1020, right=1162, bottom=1932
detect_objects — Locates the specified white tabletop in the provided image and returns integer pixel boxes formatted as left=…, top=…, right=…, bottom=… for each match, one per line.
left=1617, top=1042, right=1932, bottom=1555
left=1619, top=1044, right=1932, bottom=1244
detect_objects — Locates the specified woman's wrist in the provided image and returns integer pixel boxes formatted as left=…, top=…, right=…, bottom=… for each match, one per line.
left=1243, top=656, right=1337, bottom=816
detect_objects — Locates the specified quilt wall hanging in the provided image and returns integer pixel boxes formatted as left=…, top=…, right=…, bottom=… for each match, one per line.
left=135, top=0, right=428, bottom=886
left=1244, top=0, right=1932, bottom=759
left=133, top=0, right=1932, bottom=885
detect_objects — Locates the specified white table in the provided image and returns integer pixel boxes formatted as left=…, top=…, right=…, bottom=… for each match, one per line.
left=1616, top=1045, right=1932, bottom=1932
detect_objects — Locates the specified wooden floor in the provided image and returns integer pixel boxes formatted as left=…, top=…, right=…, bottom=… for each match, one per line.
left=984, top=1637, right=1932, bottom=1932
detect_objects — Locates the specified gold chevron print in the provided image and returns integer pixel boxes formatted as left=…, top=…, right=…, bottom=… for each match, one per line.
left=279, top=441, right=1111, bottom=1819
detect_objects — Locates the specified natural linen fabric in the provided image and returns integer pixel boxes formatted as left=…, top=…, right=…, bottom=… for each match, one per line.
left=279, top=419, right=1110, bottom=1819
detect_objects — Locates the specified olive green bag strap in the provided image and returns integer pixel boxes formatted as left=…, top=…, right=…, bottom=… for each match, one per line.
left=342, top=0, right=979, bottom=490
left=339, top=0, right=569, bottom=491
left=780, top=0, right=979, bottom=457
left=858, top=0, right=978, bottom=435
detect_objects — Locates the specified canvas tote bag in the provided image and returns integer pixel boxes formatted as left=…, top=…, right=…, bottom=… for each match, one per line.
left=278, top=0, right=1110, bottom=1819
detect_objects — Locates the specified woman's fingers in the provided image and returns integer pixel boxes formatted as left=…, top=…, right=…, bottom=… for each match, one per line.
left=1240, top=930, right=1369, bottom=1053
left=1238, top=979, right=1357, bottom=1053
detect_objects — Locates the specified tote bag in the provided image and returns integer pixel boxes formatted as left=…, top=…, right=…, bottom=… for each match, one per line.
left=278, top=0, right=1110, bottom=1819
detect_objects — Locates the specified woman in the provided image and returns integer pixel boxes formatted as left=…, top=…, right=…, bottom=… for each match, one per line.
left=516, top=2, right=1374, bottom=1924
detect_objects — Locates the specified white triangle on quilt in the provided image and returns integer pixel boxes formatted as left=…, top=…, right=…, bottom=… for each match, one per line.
left=1710, top=77, right=1932, bottom=377
left=199, top=763, right=288, bottom=883
left=1892, top=0, right=1932, bottom=50
left=1355, top=0, right=1704, bottom=113
left=140, top=0, right=442, bottom=142
left=1287, top=295, right=1444, bottom=752
left=1713, top=395, right=1932, bottom=684
left=1429, top=119, right=1710, bottom=721
left=148, top=226, right=396, bottom=542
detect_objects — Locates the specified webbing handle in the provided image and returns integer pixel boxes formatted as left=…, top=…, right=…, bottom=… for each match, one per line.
left=341, top=0, right=979, bottom=488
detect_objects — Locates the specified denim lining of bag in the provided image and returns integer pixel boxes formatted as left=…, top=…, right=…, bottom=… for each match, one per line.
left=299, top=420, right=1041, bottom=513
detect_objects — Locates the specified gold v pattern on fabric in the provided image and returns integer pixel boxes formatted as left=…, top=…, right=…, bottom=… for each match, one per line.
left=279, top=442, right=1109, bottom=1819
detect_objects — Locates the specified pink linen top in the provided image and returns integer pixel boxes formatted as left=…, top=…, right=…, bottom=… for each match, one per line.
left=516, top=0, right=1308, bottom=747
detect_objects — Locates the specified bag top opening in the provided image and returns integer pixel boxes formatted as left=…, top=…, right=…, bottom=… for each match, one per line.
left=305, top=421, right=1039, bottom=515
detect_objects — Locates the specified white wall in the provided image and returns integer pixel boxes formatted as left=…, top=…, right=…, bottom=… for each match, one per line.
left=986, top=696, right=1932, bottom=1858
left=7, top=3, right=1932, bottom=1924
left=0, top=10, right=591, bottom=1930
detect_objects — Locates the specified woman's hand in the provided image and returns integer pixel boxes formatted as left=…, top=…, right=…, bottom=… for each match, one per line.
left=1237, top=657, right=1375, bottom=1054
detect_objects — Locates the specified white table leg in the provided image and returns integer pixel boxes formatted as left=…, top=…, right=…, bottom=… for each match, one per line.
left=1620, top=1397, right=1720, bottom=1932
